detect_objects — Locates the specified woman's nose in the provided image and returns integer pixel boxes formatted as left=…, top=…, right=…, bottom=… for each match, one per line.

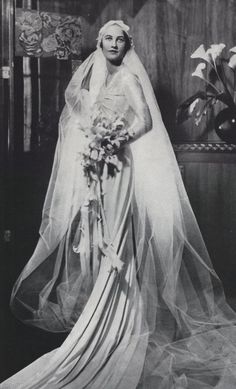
left=111, top=40, right=118, bottom=48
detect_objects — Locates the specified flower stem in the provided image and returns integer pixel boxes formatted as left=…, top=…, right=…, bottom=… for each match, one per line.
left=203, top=77, right=221, bottom=94
left=214, top=58, right=235, bottom=106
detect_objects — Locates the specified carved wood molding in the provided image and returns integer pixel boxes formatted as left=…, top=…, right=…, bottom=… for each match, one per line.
left=173, top=142, right=236, bottom=153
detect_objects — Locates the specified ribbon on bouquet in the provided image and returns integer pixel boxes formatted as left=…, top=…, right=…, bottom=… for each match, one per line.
left=72, top=176, right=124, bottom=280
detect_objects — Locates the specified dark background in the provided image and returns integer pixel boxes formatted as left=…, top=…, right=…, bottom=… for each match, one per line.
left=1, top=0, right=236, bottom=381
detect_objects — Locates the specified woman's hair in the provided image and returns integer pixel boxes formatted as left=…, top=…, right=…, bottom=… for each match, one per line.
left=99, top=29, right=132, bottom=52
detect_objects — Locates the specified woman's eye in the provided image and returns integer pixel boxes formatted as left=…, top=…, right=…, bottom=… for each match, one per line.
left=117, top=38, right=124, bottom=43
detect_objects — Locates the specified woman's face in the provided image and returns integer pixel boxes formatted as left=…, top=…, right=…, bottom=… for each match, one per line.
left=101, top=25, right=127, bottom=64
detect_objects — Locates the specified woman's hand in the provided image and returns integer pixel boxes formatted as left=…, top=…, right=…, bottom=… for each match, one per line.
left=101, top=129, right=130, bottom=155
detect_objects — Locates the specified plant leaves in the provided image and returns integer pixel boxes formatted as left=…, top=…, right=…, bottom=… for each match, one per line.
left=194, top=97, right=216, bottom=126
left=176, top=91, right=209, bottom=124
left=216, top=92, right=235, bottom=109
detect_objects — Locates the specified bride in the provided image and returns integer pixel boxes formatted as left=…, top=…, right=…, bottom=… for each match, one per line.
left=2, top=20, right=236, bottom=389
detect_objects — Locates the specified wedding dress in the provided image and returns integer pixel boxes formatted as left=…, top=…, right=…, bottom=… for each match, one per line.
left=2, top=21, right=236, bottom=389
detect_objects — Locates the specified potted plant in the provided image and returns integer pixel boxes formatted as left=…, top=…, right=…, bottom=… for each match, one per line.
left=176, top=43, right=236, bottom=143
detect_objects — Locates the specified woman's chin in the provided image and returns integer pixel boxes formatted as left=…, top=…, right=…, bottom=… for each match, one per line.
left=107, top=55, right=123, bottom=65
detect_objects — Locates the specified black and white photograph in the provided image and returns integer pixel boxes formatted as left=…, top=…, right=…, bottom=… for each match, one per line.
left=1, top=1, right=236, bottom=388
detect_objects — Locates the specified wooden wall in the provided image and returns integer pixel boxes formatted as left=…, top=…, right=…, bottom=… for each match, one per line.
left=179, top=156, right=236, bottom=298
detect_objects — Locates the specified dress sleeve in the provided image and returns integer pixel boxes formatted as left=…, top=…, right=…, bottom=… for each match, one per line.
left=124, top=72, right=152, bottom=142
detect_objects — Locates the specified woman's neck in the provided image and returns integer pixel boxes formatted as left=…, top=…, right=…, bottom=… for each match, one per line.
left=106, top=59, right=122, bottom=74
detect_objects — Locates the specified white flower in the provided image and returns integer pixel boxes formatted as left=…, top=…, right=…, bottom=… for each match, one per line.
left=113, top=119, right=124, bottom=128
left=191, top=44, right=211, bottom=63
left=230, top=46, right=236, bottom=54
left=89, top=141, right=96, bottom=149
left=95, top=125, right=107, bottom=136
left=192, top=63, right=207, bottom=80
left=95, top=133, right=103, bottom=141
left=90, top=149, right=98, bottom=160
left=206, top=43, right=225, bottom=61
left=112, top=139, right=121, bottom=148
left=228, top=54, right=236, bottom=69
left=191, top=43, right=226, bottom=63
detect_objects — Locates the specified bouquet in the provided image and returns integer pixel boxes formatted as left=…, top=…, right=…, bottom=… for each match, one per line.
left=81, top=116, right=130, bottom=183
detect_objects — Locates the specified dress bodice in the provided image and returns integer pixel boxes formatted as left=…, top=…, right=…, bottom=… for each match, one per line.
left=92, top=66, right=134, bottom=125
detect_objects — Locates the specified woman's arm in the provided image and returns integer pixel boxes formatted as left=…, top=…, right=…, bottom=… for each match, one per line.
left=124, top=72, right=152, bottom=143
left=99, top=72, right=153, bottom=156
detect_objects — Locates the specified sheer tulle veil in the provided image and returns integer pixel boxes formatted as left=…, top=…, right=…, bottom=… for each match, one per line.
left=10, top=20, right=236, bottom=387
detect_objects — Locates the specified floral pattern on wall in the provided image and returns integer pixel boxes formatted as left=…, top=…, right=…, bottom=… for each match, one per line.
left=15, top=8, right=82, bottom=59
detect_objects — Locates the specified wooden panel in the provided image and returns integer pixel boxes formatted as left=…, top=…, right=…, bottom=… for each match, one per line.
left=177, top=157, right=236, bottom=297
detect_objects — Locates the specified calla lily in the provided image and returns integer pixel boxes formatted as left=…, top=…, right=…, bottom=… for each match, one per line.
left=191, top=43, right=226, bottom=63
left=206, top=43, right=226, bottom=61
left=192, top=62, right=207, bottom=80
left=230, top=46, right=236, bottom=54
left=190, top=44, right=211, bottom=63
left=228, top=54, right=236, bottom=70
